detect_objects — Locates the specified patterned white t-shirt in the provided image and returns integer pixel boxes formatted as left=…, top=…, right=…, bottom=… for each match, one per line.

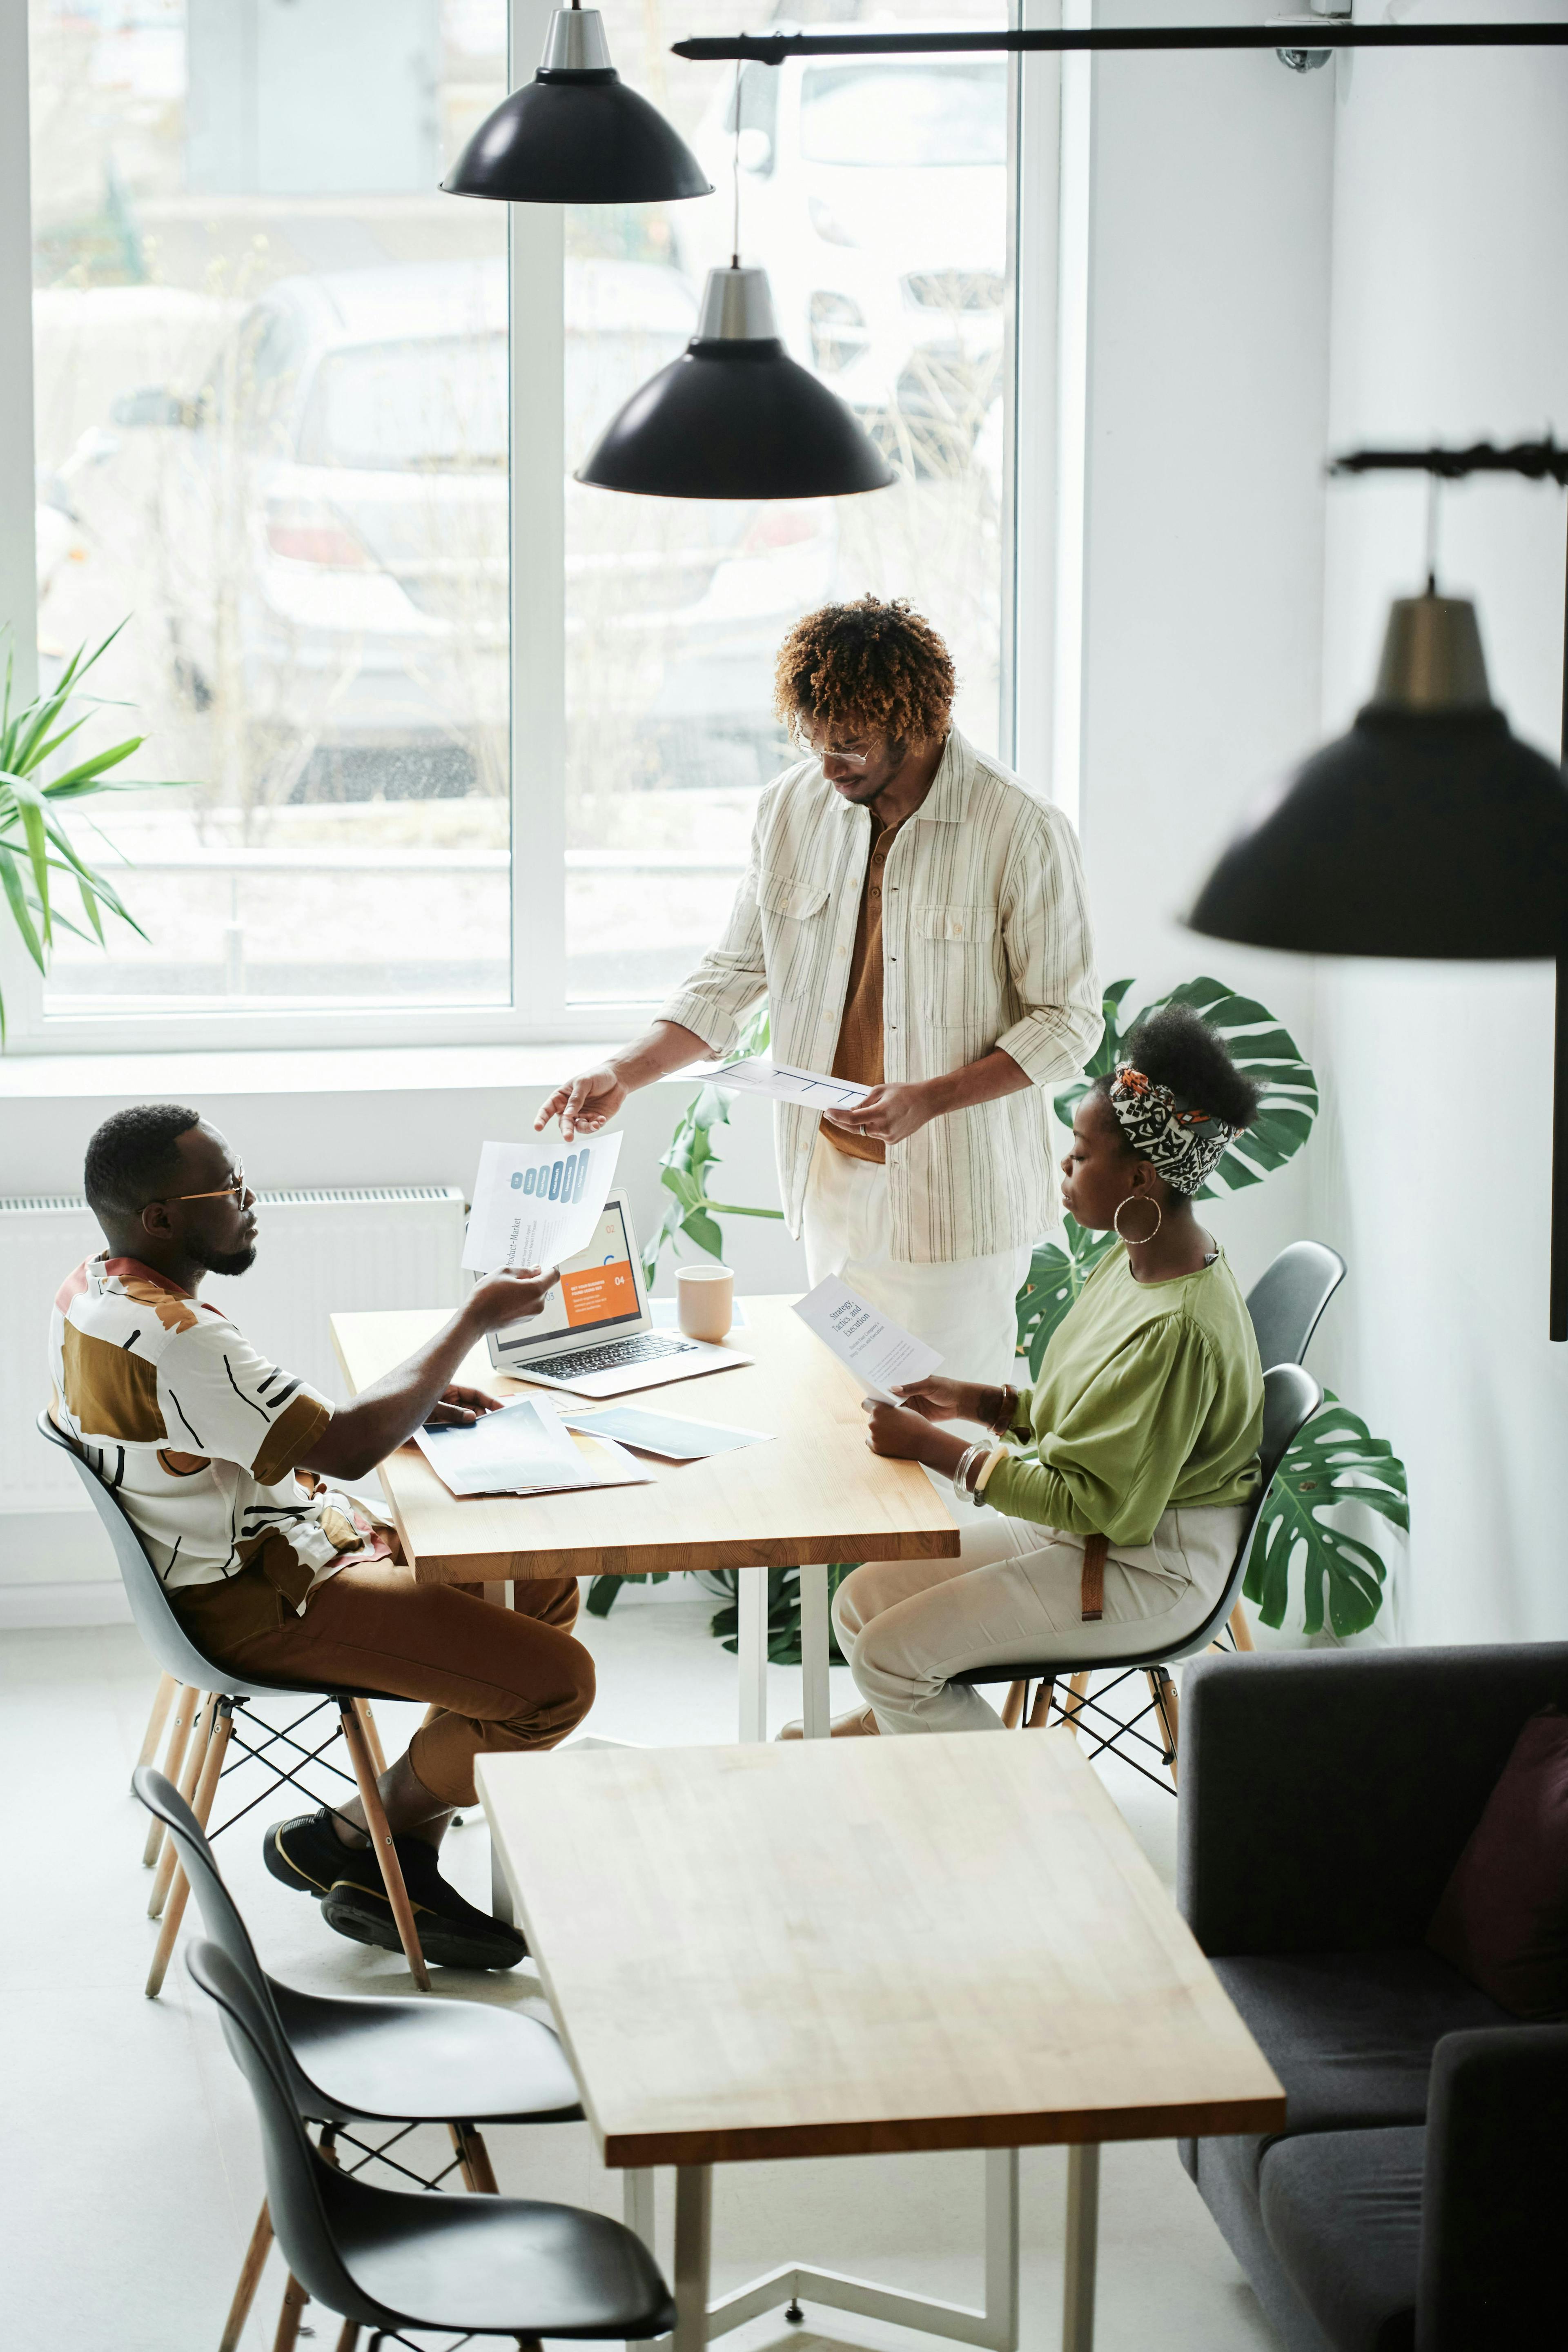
left=48, top=1253, right=382, bottom=1605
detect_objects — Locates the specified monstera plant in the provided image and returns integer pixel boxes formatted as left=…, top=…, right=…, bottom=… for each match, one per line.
left=1017, top=974, right=1405, bottom=1639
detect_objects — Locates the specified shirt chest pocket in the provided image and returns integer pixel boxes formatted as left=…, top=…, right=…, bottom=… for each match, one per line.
left=758, top=875, right=831, bottom=1000
left=913, top=904, right=1000, bottom=1025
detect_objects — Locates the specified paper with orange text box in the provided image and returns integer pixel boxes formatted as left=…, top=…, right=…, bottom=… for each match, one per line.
left=792, top=1275, right=942, bottom=1406
left=463, top=1131, right=624, bottom=1274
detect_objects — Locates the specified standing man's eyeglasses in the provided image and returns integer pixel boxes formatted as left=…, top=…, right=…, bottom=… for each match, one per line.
left=791, top=721, right=873, bottom=771
left=163, top=1167, right=248, bottom=1205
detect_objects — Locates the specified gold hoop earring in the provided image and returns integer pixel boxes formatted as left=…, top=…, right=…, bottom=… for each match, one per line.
left=1114, top=1194, right=1162, bottom=1245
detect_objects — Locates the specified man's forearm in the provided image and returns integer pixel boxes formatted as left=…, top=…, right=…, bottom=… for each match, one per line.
left=609, top=1019, right=713, bottom=1090
left=922, top=1047, right=1032, bottom=1117
left=304, top=1301, right=489, bottom=1480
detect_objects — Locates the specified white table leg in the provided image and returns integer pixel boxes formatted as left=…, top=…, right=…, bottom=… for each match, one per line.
left=985, top=2148, right=1020, bottom=2351
left=673, top=2165, right=713, bottom=2352
left=737, top=1566, right=767, bottom=1742
left=624, top=2167, right=657, bottom=2250
left=799, top=1563, right=831, bottom=1739
left=1062, top=2143, right=1099, bottom=2352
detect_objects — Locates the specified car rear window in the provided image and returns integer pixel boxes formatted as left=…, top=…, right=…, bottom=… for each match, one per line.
left=800, top=63, right=1007, bottom=168
left=298, top=334, right=508, bottom=470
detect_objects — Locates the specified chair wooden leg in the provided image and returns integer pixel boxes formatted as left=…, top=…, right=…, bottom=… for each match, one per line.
left=333, top=2327, right=361, bottom=2352
left=147, top=1702, right=233, bottom=1998
left=1025, top=1677, right=1056, bottom=1729
left=450, top=2120, right=500, bottom=2194
left=150, top=1692, right=214, bottom=1914
left=134, top=1670, right=178, bottom=1778
left=218, top=2198, right=274, bottom=2352
left=272, top=2273, right=310, bottom=2352
left=144, top=1682, right=203, bottom=1869
left=340, top=1699, right=430, bottom=1993
left=1000, top=1679, right=1027, bottom=1730
left=358, top=1700, right=388, bottom=1780
left=1228, top=1599, right=1256, bottom=1652
left=1148, top=1668, right=1180, bottom=1786
left=1060, top=1670, right=1091, bottom=1742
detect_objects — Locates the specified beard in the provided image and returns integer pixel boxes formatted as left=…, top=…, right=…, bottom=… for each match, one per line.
left=190, top=1237, right=257, bottom=1278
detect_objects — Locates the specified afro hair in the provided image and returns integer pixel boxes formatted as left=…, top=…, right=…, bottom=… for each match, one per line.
left=773, top=596, right=955, bottom=746
left=1096, top=1003, right=1259, bottom=1130
left=84, top=1103, right=201, bottom=1223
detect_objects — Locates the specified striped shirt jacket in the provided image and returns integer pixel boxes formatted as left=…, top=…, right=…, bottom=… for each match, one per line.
left=658, top=730, right=1102, bottom=1264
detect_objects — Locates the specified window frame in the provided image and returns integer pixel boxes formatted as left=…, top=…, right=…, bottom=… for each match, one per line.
left=0, top=0, right=1053, bottom=1057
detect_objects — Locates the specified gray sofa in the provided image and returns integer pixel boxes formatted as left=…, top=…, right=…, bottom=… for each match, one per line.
left=1177, top=1644, right=1568, bottom=2352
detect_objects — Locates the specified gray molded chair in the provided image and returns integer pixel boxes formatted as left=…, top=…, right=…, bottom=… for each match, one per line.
left=136, top=1767, right=582, bottom=2352
left=951, top=1363, right=1320, bottom=1789
left=1245, top=1239, right=1345, bottom=1378
left=188, top=1939, right=677, bottom=2352
left=37, top=1409, right=431, bottom=1995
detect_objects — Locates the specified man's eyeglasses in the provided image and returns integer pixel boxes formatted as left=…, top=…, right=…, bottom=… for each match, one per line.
left=790, top=721, right=874, bottom=772
left=170, top=1167, right=248, bottom=1205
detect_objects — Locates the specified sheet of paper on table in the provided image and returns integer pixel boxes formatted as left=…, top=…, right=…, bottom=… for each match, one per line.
left=792, top=1275, right=943, bottom=1405
left=462, top=1130, right=623, bottom=1273
left=708, top=1058, right=873, bottom=1114
left=555, top=1405, right=774, bottom=1460
left=415, top=1395, right=648, bottom=1497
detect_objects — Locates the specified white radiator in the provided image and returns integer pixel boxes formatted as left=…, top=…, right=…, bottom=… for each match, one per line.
left=1, top=1186, right=467, bottom=1514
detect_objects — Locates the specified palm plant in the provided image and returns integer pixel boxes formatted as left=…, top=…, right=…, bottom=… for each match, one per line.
left=0, top=625, right=176, bottom=1039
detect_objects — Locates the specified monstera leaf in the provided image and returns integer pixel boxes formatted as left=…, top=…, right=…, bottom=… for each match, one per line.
left=1015, top=1215, right=1116, bottom=1374
left=1051, top=975, right=1318, bottom=1200
left=1245, top=1394, right=1408, bottom=1637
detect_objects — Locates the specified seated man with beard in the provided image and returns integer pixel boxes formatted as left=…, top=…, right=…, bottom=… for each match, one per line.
left=49, top=1103, right=592, bottom=1971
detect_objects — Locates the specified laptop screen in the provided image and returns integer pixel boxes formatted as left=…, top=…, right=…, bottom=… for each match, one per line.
left=492, top=1198, right=642, bottom=1356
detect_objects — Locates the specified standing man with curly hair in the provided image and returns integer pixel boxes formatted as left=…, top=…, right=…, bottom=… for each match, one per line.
left=537, top=595, right=1100, bottom=1405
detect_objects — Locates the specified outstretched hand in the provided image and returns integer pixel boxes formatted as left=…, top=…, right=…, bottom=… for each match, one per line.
left=422, top=1383, right=503, bottom=1430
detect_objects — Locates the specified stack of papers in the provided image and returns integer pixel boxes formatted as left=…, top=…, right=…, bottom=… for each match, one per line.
left=414, top=1396, right=648, bottom=1499
left=556, top=1405, right=773, bottom=1460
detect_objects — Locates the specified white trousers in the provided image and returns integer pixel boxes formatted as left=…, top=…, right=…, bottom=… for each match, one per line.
left=803, top=1138, right=1031, bottom=1390
left=833, top=1501, right=1246, bottom=1735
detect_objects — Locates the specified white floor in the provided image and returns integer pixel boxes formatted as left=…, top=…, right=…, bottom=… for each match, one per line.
left=2, top=1592, right=1281, bottom=2352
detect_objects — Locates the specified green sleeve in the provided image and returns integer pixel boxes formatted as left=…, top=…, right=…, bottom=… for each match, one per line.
left=984, top=1317, right=1218, bottom=1547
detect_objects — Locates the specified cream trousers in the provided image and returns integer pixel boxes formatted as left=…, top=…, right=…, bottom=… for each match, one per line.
left=804, top=1137, right=1031, bottom=1390
left=833, top=1500, right=1247, bottom=1735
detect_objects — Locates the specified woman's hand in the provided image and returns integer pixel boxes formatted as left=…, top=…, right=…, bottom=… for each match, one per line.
left=891, top=1374, right=984, bottom=1423
left=823, top=1082, right=938, bottom=1146
left=862, top=1400, right=970, bottom=1479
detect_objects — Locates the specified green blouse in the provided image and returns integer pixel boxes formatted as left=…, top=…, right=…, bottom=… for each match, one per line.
left=984, top=1243, right=1264, bottom=1548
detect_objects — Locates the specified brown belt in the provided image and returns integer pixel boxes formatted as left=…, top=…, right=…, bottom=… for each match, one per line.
left=1080, top=1532, right=1108, bottom=1622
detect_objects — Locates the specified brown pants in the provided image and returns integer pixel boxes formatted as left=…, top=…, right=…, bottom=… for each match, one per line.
left=173, top=1557, right=595, bottom=1807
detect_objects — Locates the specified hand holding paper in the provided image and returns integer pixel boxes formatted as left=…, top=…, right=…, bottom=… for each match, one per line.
left=791, top=1275, right=942, bottom=1404
left=711, top=1058, right=873, bottom=1115
left=463, top=1131, right=623, bottom=1274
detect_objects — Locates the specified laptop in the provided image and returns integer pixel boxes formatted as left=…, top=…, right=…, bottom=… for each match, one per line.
left=486, top=1192, right=753, bottom=1397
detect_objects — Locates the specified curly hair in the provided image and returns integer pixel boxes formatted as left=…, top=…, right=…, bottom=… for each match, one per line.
left=773, top=597, right=956, bottom=745
left=1094, top=1004, right=1259, bottom=1130
left=84, top=1103, right=200, bottom=1223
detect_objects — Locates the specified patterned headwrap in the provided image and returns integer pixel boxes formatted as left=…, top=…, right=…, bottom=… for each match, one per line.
left=1107, top=1064, right=1240, bottom=1197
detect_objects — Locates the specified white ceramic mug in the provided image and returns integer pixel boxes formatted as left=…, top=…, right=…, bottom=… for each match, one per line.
left=677, top=1263, right=734, bottom=1342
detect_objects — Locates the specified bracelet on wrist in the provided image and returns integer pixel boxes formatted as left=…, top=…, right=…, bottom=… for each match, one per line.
left=989, top=1384, right=1019, bottom=1437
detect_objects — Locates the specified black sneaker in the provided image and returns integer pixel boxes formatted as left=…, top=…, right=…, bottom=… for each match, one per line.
left=321, top=1836, right=528, bottom=1973
left=264, top=1809, right=384, bottom=1902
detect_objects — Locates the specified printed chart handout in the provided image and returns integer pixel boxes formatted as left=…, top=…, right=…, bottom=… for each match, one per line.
left=463, top=1131, right=623, bottom=1273
left=556, top=1405, right=773, bottom=1460
left=710, top=1058, right=874, bottom=1115
left=792, top=1275, right=943, bottom=1404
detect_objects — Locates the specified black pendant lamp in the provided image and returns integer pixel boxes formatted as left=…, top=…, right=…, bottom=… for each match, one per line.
left=1187, top=584, right=1568, bottom=960
left=442, top=7, right=710, bottom=205
left=577, top=263, right=896, bottom=499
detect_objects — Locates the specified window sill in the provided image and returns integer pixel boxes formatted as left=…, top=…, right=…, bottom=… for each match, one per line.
left=0, top=1040, right=692, bottom=1103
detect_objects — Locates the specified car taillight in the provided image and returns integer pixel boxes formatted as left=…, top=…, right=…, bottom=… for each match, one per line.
left=265, top=500, right=370, bottom=568
left=739, top=505, right=822, bottom=554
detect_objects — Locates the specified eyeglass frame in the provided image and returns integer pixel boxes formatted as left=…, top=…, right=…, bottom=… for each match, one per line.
left=152, top=1166, right=249, bottom=1207
left=788, top=717, right=879, bottom=771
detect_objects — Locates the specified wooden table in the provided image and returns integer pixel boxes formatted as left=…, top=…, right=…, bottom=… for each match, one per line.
left=331, top=1296, right=960, bottom=1743
left=478, top=1730, right=1284, bottom=2352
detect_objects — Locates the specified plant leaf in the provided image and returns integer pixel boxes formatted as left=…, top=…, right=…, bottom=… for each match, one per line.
left=1014, top=1216, right=1116, bottom=1374
left=1245, top=1393, right=1408, bottom=1637
left=0, top=842, right=47, bottom=971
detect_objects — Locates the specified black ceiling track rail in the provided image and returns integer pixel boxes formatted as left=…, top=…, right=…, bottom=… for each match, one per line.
left=673, top=24, right=1568, bottom=63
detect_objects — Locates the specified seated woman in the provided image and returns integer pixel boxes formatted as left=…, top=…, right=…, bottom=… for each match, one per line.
left=829, top=1004, right=1265, bottom=1736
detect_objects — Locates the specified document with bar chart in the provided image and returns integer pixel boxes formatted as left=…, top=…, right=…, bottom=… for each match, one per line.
left=463, top=1131, right=624, bottom=1272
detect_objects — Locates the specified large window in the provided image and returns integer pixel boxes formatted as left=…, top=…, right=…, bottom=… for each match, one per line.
left=15, top=0, right=1017, bottom=1045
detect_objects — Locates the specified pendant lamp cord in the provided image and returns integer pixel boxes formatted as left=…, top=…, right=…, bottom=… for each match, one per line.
left=1425, top=473, right=1441, bottom=595
left=732, top=60, right=742, bottom=267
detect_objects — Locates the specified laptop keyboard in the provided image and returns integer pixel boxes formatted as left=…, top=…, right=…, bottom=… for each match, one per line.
left=524, top=1332, right=704, bottom=1379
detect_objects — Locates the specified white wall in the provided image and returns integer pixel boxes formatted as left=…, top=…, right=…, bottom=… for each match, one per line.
left=1075, top=4, right=1336, bottom=1297
left=1305, top=13, right=1568, bottom=1645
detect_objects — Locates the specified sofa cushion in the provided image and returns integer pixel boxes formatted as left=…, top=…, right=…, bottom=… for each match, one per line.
left=1426, top=1704, right=1568, bottom=2020
left=1259, top=2126, right=1423, bottom=2352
